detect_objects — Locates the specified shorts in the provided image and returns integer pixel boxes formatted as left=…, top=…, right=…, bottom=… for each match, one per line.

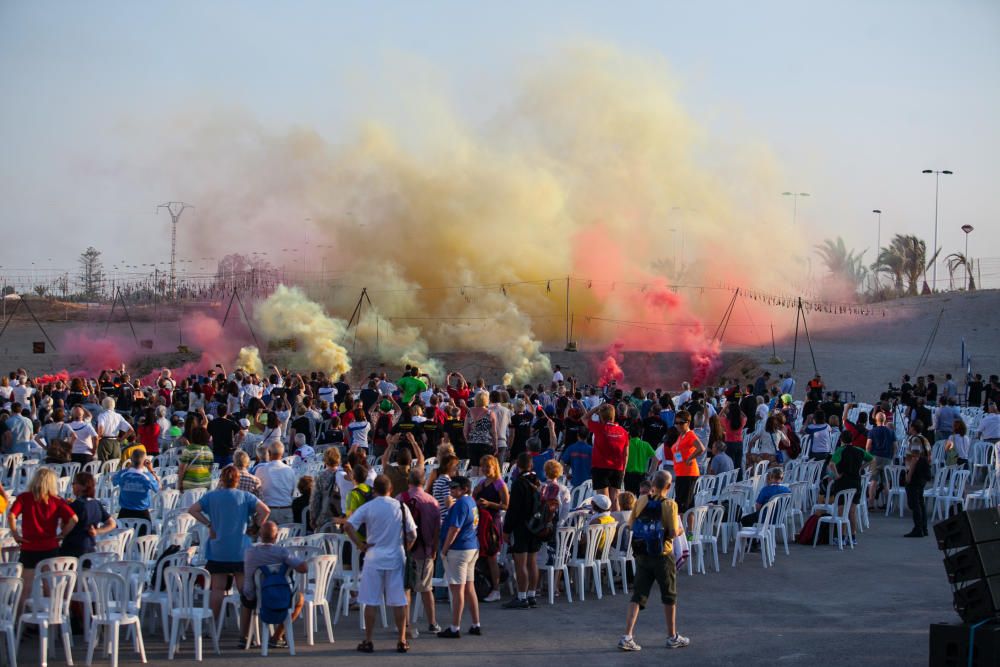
left=869, top=457, right=891, bottom=477
left=631, top=554, right=677, bottom=609
left=443, top=549, right=479, bottom=585
left=406, top=557, right=434, bottom=593
left=830, top=478, right=862, bottom=502
left=673, top=475, right=697, bottom=512
left=358, top=566, right=408, bottom=607
left=20, top=549, right=60, bottom=569
left=507, top=526, right=542, bottom=554
left=468, top=442, right=495, bottom=465
left=205, top=560, right=244, bottom=575
left=591, top=467, right=624, bottom=491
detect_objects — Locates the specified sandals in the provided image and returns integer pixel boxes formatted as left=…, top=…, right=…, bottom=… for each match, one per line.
left=357, top=640, right=375, bottom=653
left=397, top=641, right=410, bottom=653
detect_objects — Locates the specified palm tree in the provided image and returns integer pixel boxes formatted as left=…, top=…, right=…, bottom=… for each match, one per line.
left=815, top=237, right=868, bottom=294
left=946, top=252, right=976, bottom=291
left=872, top=247, right=904, bottom=294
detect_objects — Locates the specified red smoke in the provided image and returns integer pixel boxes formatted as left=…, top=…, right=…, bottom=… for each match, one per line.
left=61, top=331, right=135, bottom=375
left=598, top=342, right=625, bottom=386
left=34, top=370, right=69, bottom=386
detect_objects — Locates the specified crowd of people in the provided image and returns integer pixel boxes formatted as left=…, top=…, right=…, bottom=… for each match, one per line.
left=0, top=360, right=997, bottom=656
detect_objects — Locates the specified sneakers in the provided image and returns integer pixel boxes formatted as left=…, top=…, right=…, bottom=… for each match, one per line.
left=437, top=627, right=461, bottom=639
left=468, top=626, right=482, bottom=636
left=502, top=597, right=529, bottom=609
left=483, top=590, right=501, bottom=603
left=428, top=623, right=442, bottom=633
left=618, top=636, right=642, bottom=651
left=527, top=596, right=538, bottom=608
left=665, top=634, right=690, bottom=649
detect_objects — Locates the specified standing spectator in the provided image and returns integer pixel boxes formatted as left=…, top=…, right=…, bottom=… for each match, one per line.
left=95, top=396, right=133, bottom=462
left=472, top=455, right=508, bottom=602
left=239, top=521, right=309, bottom=649
left=464, top=392, right=498, bottom=476
left=9, top=468, right=79, bottom=613
left=399, top=467, right=442, bottom=634
left=667, top=411, right=705, bottom=513
left=177, top=426, right=214, bottom=492
left=722, top=399, right=747, bottom=474
left=208, top=403, right=240, bottom=468
left=502, top=452, right=543, bottom=609
left=232, top=450, right=262, bottom=496
left=255, top=441, right=297, bottom=525
left=866, top=412, right=897, bottom=506
left=559, top=427, right=593, bottom=488
left=438, top=476, right=482, bottom=638
left=36, top=407, right=73, bottom=463
left=188, top=465, right=270, bottom=618
left=489, top=391, right=513, bottom=463
left=903, top=422, right=932, bottom=538
left=3, top=402, right=34, bottom=454
left=618, top=470, right=687, bottom=652
left=309, top=447, right=343, bottom=531
left=67, top=405, right=99, bottom=465
left=114, top=449, right=160, bottom=524
left=59, top=472, right=116, bottom=557
left=586, top=403, right=629, bottom=511
left=625, top=422, right=656, bottom=494
left=933, top=399, right=960, bottom=444
left=135, top=407, right=161, bottom=456
left=344, top=474, right=417, bottom=653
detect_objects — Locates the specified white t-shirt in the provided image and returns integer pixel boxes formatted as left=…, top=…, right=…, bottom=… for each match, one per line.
left=346, top=496, right=416, bottom=570
left=96, top=410, right=132, bottom=438
left=255, top=460, right=297, bottom=508
left=69, top=420, right=99, bottom=455
left=490, top=403, right=512, bottom=444
left=978, top=414, right=1000, bottom=440
left=552, top=371, right=564, bottom=383
left=348, top=420, right=371, bottom=448
left=335, top=467, right=377, bottom=514
left=12, top=384, right=34, bottom=407
left=951, top=434, right=971, bottom=459
left=756, top=403, right=769, bottom=423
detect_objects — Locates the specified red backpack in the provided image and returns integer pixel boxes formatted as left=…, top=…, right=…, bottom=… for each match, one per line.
left=477, top=508, right=502, bottom=556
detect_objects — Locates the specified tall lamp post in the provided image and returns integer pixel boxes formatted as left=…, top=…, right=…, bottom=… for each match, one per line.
left=872, top=209, right=882, bottom=292
left=921, top=169, right=953, bottom=290
left=782, top=191, right=810, bottom=225
left=961, top=224, right=974, bottom=290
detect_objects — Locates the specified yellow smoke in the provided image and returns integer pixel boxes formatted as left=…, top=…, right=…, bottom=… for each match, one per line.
left=157, top=43, right=804, bottom=381
left=235, top=345, right=263, bottom=376
left=254, top=285, right=352, bottom=377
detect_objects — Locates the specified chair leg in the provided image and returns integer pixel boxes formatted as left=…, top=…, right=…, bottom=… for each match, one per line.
left=322, top=603, right=334, bottom=644
left=134, top=623, right=147, bottom=664
left=62, top=625, right=75, bottom=666
left=193, top=617, right=202, bottom=662
left=167, top=617, right=179, bottom=660
left=711, top=543, right=720, bottom=572
left=563, top=568, right=573, bottom=603
left=86, top=623, right=98, bottom=667
left=9, top=627, right=19, bottom=667
left=40, top=624, right=49, bottom=667
left=109, top=624, right=118, bottom=667
left=547, top=570, right=555, bottom=605
left=261, top=622, right=269, bottom=657
left=306, top=602, right=314, bottom=646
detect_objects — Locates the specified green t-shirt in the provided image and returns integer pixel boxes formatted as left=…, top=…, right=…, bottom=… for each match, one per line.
left=397, top=376, right=428, bottom=403
left=625, top=437, right=656, bottom=474
left=179, top=444, right=214, bottom=488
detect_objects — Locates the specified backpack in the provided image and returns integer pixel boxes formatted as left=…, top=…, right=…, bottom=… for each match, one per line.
left=477, top=507, right=502, bottom=556
left=257, top=562, right=294, bottom=624
left=350, top=484, right=375, bottom=507
left=795, top=513, right=829, bottom=545
left=526, top=482, right=559, bottom=540
left=631, top=496, right=667, bottom=556
left=783, top=426, right=802, bottom=460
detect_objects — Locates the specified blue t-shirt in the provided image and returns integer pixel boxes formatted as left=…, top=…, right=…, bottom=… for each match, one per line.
left=113, top=468, right=160, bottom=511
left=441, top=495, right=479, bottom=551
left=61, top=497, right=110, bottom=556
left=560, top=442, right=593, bottom=486
left=532, top=450, right=555, bottom=481
left=756, top=483, right=791, bottom=507
left=868, top=425, right=896, bottom=458
left=198, top=488, right=257, bottom=563
left=659, top=409, right=676, bottom=428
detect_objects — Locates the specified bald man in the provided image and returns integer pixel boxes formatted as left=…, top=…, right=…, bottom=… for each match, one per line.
left=240, top=520, right=308, bottom=649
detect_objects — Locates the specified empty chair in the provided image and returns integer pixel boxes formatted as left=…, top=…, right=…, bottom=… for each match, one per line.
left=115, top=517, right=152, bottom=538
left=695, top=505, right=724, bottom=573
left=609, top=525, right=635, bottom=594
left=883, top=465, right=908, bottom=517
left=543, top=527, right=576, bottom=604
left=82, top=570, right=147, bottom=667
left=0, top=577, right=22, bottom=667
left=301, top=554, right=337, bottom=645
left=17, top=569, right=76, bottom=667
left=165, top=565, right=219, bottom=661
left=814, top=489, right=856, bottom=550
left=141, top=550, right=192, bottom=639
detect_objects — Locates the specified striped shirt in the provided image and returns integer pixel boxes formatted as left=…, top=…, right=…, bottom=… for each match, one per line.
left=179, top=444, right=214, bottom=488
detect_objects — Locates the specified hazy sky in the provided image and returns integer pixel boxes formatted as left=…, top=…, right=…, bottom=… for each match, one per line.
left=1, top=0, right=998, bottom=287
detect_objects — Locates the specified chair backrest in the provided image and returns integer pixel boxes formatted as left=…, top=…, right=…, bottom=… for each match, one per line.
left=0, top=546, right=20, bottom=564
left=0, top=562, right=22, bottom=579
left=178, top=488, right=207, bottom=509
left=0, top=576, right=23, bottom=626
left=702, top=504, right=724, bottom=539
left=117, top=517, right=153, bottom=538
left=99, top=560, right=146, bottom=609
left=767, top=493, right=792, bottom=526
left=949, top=470, right=971, bottom=497
left=37, top=555, right=78, bottom=575
left=173, top=512, right=197, bottom=535
left=278, top=523, right=305, bottom=539
left=579, top=523, right=605, bottom=563
left=683, top=506, right=708, bottom=539
left=82, top=570, right=127, bottom=619
left=131, top=534, right=160, bottom=562
left=34, top=569, right=76, bottom=624
left=79, top=551, right=118, bottom=571
left=165, top=565, right=211, bottom=612
left=285, top=545, right=324, bottom=561
left=151, top=550, right=193, bottom=591
left=308, top=554, right=338, bottom=598
left=596, top=522, right=618, bottom=562
left=833, top=489, right=856, bottom=519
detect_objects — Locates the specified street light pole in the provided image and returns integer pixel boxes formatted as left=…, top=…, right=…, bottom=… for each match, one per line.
left=782, top=192, right=810, bottom=225
left=961, top=224, right=974, bottom=290
left=872, top=209, right=882, bottom=292
left=921, top=169, right=953, bottom=290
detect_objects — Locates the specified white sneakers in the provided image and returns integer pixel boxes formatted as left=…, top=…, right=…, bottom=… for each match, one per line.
left=483, top=590, right=502, bottom=602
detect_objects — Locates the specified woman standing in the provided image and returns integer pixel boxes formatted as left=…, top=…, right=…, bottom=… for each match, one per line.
left=9, top=468, right=79, bottom=612
left=136, top=406, right=162, bottom=456
left=904, top=421, right=932, bottom=538
left=68, top=405, right=99, bottom=465
left=472, top=455, right=508, bottom=603
left=946, top=419, right=971, bottom=468
left=502, top=453, right=543, bottom=609
left=59, top=472, right=116, bottom=557
left=668, top=410, right=706, bottom=513
left=722, top=399, right=747, bottom=474
left=749, top=415, right=787, bottom=466
left=464, top=393, right=498, bottom=476
left=178, top=426, right=214, bottom=492
left=36, top=407, right=73, bottom=464
left=187, top=465, right=270, bottom=618
left=309, top=447, right=343, bottom=531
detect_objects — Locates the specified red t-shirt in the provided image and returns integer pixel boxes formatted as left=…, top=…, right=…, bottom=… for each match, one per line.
left=588, top=418, right=629, bottom=471
left=10, top=492, right=76, bottom=552
left=447, top=386, right=471, bottom=404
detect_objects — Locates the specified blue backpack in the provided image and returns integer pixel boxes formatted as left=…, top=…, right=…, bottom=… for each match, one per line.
left=630, top=496, right=666, bottom=556
left=258, top=563, right=293, bottom=624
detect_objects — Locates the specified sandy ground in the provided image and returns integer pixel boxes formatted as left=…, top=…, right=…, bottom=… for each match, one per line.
left=1, top=290, right=997, bottom=402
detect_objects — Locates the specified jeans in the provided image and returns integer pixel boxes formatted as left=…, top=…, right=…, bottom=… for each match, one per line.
left=725, top=441, right=743, bottom=478
left=906, top=485, right=926, bottom=533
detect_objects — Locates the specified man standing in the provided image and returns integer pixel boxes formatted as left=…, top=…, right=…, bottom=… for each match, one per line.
left=586, top=403, right=629, bottom=511
left=255, top=442, right=297, bottom=525
left=208, top=404, right=240, bottom=468
left=488, top=391, right=512, bottom=463
left=398, top=467, right=441, bottom=635
left=114, top=448, right=160, bottom=524
left=941, top=374, right=958, bottom=404
left=96, top=396, right=133, bottom=462
left=779, top=373, right=796, bottom=397
left=866, top=412, right=897, bottom=506
left=618, top=470, right=687, bottom=652
left=344, top=475, right=417, bottom=653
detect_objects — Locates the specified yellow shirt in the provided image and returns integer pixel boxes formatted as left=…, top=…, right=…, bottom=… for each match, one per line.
left=628, top=493, right=679, bottom=556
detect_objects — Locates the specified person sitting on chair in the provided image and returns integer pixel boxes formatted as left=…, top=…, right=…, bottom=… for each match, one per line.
left=239, top=520, right=308, bottom=649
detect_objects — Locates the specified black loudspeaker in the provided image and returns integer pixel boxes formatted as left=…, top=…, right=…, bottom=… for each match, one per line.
left=929, top=621, right=1000, bottom=666
left=945, top=542, right=1000, bottom=585
left=953, top=576, right=1000, bottom=625
left=935, top=509, right=1000, bottom=551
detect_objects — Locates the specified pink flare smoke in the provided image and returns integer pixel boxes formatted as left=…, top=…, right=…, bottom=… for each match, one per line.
left=597, top=342, right=626, bottom=386
left=60, top=331, right=136, bottom=376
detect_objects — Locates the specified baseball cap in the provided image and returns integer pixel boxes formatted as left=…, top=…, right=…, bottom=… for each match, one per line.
left=239, top=418, right=251, bottom=429
left=590, top=494, right=612, bottom=512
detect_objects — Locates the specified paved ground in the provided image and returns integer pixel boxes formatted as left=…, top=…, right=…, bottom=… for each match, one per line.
left=21, top=511, right=956, bottom=667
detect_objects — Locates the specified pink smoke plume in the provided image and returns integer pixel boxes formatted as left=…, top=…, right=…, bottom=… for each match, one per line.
left=597, top=342, right=625, bottom=386
left=34, top=370, right=69, bottom=386
left=688, top=338, right=721, bottom=386
left=61, top=331, right=136, bottom=376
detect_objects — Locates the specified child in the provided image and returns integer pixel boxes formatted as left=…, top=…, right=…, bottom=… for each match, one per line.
left=292, top=475, right=313, bottom=525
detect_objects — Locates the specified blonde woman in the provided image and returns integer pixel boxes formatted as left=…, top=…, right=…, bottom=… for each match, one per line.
left=473, top=455, right=509, bottom=602
left=9, top=467, right=79, bottom=612
left=464, top=392, right=498, bottom=475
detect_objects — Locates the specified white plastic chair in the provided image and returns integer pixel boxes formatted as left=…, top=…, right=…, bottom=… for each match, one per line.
left=244, top=565, right=297, bottom=656
left=115, top=517, right=152, bottom=539
left=768, top=493, right=793, bottom=557
left=165, top=565, right=219, bottom=661
left=0, top=577, right=22, bottom=667
left=129, top=535, right=160, bottom=569
left=17, top=569, right=76, bottom=667
left=696, top=505, right=724, bottom=573
left=544, top=527, right=576, bottom=604
left=142, top=548, right=193, bottom=639
left=932, top=469, right=970, bottom=521
left=682, top=506, right=709, bottom=575
left=82, top=570, right=147, bottom=667
left=594, top=522, right=618, bottom=596
left=568, top=523, right=609, bottom=601
left=884, top=465, right=908, bottom=517
left=301, top=554, right=337, bottom=645
left=732, top=497, right=778, bottom=568
left=965, top=468, right=999, bottom=510
left=609, top=525, right=635, bottom=593
left=814, top=489, right=855, bottom=550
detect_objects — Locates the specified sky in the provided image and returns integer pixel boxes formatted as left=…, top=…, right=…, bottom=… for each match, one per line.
left=1, top=0, right=998, bottom=288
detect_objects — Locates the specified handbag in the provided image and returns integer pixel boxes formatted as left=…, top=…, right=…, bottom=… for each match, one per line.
left=673, top=532, right=690, bottom=569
